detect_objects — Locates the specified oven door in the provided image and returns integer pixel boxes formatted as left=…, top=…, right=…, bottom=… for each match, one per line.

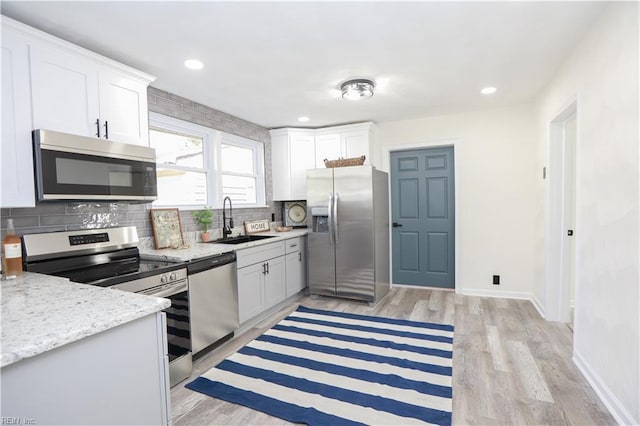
left=139, top=281, right=192, bottom=387
left=33, top=129, right=157, bottom=201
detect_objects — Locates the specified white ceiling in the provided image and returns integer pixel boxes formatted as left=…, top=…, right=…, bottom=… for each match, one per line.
left=1, top=1, right=608, bottom=129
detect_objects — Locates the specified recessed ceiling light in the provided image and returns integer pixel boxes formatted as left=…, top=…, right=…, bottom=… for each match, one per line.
left=297, top=116, right=310, bottom=123
left=481, top=87, right=497, bottom=95
left=184, top=59, right=204, bottom=70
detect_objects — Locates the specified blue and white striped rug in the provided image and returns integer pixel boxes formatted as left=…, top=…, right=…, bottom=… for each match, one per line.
left=186, top=305, right=454, bottom=425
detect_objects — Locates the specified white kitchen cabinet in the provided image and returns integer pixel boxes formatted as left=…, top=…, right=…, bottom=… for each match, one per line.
left=314, top=122, right=374, bottom=168
left=264, top=255, right=286, bottom=309
left=1, top=25, right=35, bottom=207
left=237, top=263, right=266, bottom=323
left=30, top=43, right=153, bottom=146
left=236, top=241, right=287, bottom=324
left=342, top=129, right=370, bottom=159
left=270, top=129, right=316, bottom=201
left=270, top=123, right=374, bottom=201
left=1, top=17, right=155, bottom=207
left=313, top=133, right=341, bottom=168
left=285, top=236, right=307, bottom=298
left=3, top=17, right=155, bottom=148
left=30, top=43, right=101, bottom=138
left=98, top=68, right=151, bottom=146
left=2, top=312, right=170, bottom=425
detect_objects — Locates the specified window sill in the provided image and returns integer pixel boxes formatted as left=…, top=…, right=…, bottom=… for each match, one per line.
left=151, top=204, right=271, bottom=210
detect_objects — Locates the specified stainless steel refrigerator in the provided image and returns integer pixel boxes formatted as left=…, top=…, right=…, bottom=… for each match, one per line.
left=306, top=165, right=390, bottom=303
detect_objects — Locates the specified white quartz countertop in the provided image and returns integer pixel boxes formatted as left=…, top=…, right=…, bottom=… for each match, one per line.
left=140, top=229, right=308, bottom=262
left=1, top=272, right=170, bottom=368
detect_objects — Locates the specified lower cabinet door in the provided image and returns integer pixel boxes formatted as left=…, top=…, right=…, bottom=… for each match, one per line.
left=237, top=263, right=265, bottom=324
left=264, top=256, right=286, bottom=309
left=285, top=251, right=304, bottom=298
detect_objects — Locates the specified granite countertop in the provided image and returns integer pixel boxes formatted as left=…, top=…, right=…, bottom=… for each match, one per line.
left=140, top=229, right=308, bottom=262
left=1, top=272, right=170, bottom=368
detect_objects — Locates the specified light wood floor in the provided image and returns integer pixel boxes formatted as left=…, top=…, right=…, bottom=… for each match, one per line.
left=171, top=288, right=616, bottom=425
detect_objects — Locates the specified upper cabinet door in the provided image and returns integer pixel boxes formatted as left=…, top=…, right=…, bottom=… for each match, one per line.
left=271, top=130, right=315, bottom=201
left=314, top=133, right=341, bottom=168
left=342, top=130, right=370, bottom=164
left=1, top=30, right=35, bottom=207
left=289, top=133, right=316, bottom=199
left=30, top=45, right=101, bottom=138
left=99, top=69, right=150, bottom=146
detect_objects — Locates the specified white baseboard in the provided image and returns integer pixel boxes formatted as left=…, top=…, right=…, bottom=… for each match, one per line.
left=573, top=351, right=638, bottom=426
left=457, top=288, right=534, bottom=301
left=391, top=283, right=455, bottom=292
left=530, top=294, right=547, bottom=319
left=457, top=288, right=547, bottom=319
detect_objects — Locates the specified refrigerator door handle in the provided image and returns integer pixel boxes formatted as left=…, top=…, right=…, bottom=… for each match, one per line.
left=328, top=193, right=335, bottom=246
left=333, top=192, right=339, bottom=242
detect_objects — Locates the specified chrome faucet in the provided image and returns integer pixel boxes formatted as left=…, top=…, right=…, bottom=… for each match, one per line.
left=222, top=196, right=234, bottom=239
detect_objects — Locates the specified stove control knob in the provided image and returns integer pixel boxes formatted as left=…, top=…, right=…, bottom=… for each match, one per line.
left=169, top=272, right=177, bottom=281
left=160, top=274, right=168, bottom=283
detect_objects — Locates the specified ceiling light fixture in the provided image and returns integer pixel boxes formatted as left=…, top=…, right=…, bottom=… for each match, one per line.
left=481, top=86, right=497, bottom=95
left=341, top=79, right=375, bottom=101
left=297, top=116, right=310, bottom=123
left=184, top=59, right=204, bottom=70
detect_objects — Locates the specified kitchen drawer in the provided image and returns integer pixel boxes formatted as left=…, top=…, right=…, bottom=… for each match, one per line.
left=285, top=237, right=303, bottom=254
left=236, top=241, right=285, bottom=268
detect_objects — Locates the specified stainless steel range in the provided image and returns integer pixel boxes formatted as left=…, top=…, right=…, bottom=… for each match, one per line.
left=22, top=226, right=192, bottom=387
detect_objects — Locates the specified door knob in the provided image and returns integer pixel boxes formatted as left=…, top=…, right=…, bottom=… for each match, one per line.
left=392, top=222, right=403, bottom=228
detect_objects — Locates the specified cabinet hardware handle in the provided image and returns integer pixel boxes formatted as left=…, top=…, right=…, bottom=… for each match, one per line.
left=262, top=263, right=266, bottom=274
left=266, top=262, right=270, bottom=274
left=95, top=119, right=101, bottom=138
left=298, top=252, right=302, bottom=262
left=104, top=121, right=109, bottom=139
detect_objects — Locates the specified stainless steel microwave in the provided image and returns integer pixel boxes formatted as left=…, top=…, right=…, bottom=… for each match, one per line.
left=33, top=129, right=158, bottom=202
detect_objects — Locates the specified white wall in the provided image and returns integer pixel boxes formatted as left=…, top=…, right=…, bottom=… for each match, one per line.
left=534, top=2, right=639, bottom=423
left=374, top=103, right=538, bottom=298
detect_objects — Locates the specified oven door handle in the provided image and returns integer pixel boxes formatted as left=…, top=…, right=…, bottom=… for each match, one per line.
left=138, top=280, right=187, bottom=298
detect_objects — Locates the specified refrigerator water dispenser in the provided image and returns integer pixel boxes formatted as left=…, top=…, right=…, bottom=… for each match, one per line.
left=311, top=206, right=329, bottom=233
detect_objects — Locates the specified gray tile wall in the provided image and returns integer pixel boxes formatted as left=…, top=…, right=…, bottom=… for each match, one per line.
left=0, top=87, right=282, bottom=241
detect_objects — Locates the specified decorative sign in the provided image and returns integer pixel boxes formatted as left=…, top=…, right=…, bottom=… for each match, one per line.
left=244, top=219, right=270, bottom=234
left=150, top=208, right=184, bottom=249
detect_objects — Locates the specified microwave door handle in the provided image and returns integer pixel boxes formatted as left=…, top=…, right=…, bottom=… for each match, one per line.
left=327, top=193, right=334, bottom=246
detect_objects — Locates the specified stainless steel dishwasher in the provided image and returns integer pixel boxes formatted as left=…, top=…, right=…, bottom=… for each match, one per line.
left=187, top=252, right=238, bottom=356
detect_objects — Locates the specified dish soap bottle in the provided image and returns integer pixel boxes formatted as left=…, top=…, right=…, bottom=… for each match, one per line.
left=2, top=218, right=23, bottom=278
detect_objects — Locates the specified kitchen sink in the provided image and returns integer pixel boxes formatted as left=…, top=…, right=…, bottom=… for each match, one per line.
left=212, top=234, right=275, bottom=245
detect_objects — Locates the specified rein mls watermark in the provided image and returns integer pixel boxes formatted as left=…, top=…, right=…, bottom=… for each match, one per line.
left=1, top=418, right=35, bottom=425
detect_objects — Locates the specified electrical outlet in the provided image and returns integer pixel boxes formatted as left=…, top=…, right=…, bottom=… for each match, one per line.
left=493, top=275, right=500, bottom=285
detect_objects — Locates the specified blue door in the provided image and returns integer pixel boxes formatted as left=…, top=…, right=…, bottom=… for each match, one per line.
left=391, top=146, right=455, bottom=288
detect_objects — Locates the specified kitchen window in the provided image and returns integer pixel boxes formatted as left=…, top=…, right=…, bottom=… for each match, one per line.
left=221, top=134, right=265, bottom=205
left=149, top=112, right=266, bottom=208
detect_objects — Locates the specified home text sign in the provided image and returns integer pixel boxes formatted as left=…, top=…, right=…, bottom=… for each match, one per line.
left=244, top=220, right=270, bottom=234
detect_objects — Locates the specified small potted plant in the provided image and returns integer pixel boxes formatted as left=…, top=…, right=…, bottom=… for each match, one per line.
left=192, top=207, right=213, bottom=242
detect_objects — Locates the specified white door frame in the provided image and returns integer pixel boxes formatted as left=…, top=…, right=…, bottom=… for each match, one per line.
left=546, top=99, right=578, bottom=322
left=382, top=139, right=461, bottom=292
